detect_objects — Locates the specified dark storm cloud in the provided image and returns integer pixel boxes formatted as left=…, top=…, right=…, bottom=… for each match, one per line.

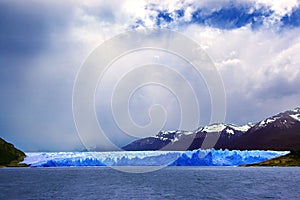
left=256, top=75, right=300, bottom=100
left=0, top=1, right=83, bottom=151
left=0, top=4, right=44, bottom=56
left=0, top=1, right=74, bottom=57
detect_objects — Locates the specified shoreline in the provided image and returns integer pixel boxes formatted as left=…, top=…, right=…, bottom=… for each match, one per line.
left=240, top=150, right=300, bottom=167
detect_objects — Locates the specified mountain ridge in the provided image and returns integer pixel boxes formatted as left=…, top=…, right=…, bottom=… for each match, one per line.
left=123, top=107, right=300, bottom=151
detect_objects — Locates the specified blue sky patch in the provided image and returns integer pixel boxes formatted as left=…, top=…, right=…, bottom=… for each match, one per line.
left=281, top=7, right=300, bottom=27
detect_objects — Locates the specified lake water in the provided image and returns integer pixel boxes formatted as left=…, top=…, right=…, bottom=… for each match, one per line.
left=1, top=167, right=300, bottom=199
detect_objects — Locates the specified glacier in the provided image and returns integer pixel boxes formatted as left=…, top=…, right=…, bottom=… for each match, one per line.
left=22, top=149, right=288, bottom=167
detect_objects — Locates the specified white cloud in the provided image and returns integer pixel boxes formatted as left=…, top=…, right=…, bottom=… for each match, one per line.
left=2, top=0, right=300, bottom=150
left=254, top=0, right=299, bottom=16
left=182, top=23, right=300, bottom=122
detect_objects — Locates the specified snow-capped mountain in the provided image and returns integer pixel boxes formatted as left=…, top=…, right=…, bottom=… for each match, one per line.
left=123, top=108, right=300, bottom=151
left=252, top=107, right=300, bottom=130
left=231, top=107, right=300, bottom=150
left=198, top=123, right=252, bottom=133
left=123, top=122, right=253, bottom=151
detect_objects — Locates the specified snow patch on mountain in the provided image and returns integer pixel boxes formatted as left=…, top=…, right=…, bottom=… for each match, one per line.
left=226, top=129, right=234, bottom=134
left=183, top=131, right=194, bottom=135
left=153, top=135, right=169, bottom=141
left=258, top=117, right=280, bottom=127
left=172, top=137, right=179, bottom=143
left=228, top=124, right=252, bottom=132
left=198, top=123, right=251, bottom=134
left=291, top=108, right=300, bottom=113
left=153, top=130, right=194, bottom=143
left=290, top=114, right=300, bottom=122
left=202, top=124, right=227, bottom=133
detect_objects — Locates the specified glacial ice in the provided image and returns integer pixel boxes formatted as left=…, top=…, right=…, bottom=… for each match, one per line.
left=22, top=149, right=288, bottom=167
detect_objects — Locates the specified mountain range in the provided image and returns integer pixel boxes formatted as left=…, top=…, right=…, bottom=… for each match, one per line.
left=123, top=108, right=300, bottom=151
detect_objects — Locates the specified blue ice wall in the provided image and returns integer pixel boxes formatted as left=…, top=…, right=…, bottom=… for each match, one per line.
left=22, top=149, right=288, bottom=167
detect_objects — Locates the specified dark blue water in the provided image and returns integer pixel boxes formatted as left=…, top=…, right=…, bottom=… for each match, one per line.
left=1, top=167, right=300, bottom=199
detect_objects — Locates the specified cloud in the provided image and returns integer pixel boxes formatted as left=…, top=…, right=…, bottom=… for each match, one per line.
left=0, top=1, right=81, bottom=151
left=0, top=1, right=76, bottom=57
left=0, top=0, right=299, bottom=150
left=182, top=23, right=300, bottom=118
left=131, top=0, right=299, bottom=30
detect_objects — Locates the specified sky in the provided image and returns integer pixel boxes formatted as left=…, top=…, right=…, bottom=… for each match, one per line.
left=0, top=0, right=300, bottom=151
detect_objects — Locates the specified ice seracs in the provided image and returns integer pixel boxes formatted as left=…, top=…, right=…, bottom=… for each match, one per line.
left=22, top=150, right=288, bottom=167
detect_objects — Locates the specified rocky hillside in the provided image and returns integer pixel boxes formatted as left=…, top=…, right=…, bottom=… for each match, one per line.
left=0, top=137, right=27, bottom=167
